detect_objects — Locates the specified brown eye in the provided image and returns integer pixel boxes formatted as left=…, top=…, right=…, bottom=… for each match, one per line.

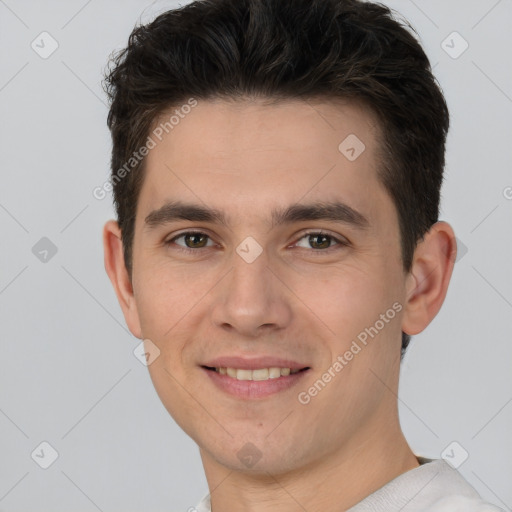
left=183, top=232, right=209, bottom=248
left=167, top=231, right=214, bottom=252
left=295, top=231, right=346, bottom=251
left=308, top=233, right=332, bottom=249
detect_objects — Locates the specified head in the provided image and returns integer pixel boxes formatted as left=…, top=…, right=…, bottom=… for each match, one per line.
left=103, top=0, right=456, bottom=476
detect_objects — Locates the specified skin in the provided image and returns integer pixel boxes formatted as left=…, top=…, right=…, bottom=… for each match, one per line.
left=103, top=97, right=457, bottom=512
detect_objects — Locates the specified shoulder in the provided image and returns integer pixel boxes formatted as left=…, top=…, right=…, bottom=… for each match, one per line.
left=407, top=459, right=505, bottom=512
left=427, top=494, right=505, bottom=512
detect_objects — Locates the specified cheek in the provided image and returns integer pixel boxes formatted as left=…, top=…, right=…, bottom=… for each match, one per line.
left=133, top=260, right=196, bottom=335
left=132, top=262, right=215, bottom=368
left=304, top=265, right=403, bottom=371
left=135, top=271, right=194, bottom=421
left=145, top=347, right=199, bottom=439
left=297, top=265, right=390, bottom=336
left=133, top=275, right=174, bottom=336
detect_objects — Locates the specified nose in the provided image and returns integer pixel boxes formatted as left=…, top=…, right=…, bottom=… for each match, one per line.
left=210, top=245, right=293, bottom=337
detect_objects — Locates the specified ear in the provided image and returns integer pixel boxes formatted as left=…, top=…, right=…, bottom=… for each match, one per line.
left=103, top=220, right=142, bottom=339
left=402, top=221, right=457, bottom=336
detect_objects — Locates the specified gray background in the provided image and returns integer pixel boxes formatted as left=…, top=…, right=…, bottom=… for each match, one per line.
left=0, top=0, right=511, bottom=511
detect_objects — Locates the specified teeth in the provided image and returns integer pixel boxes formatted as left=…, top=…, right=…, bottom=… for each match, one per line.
left=237, top=369, right=252, bottom=381
left=252, top=368, right=269, bottom=381
left=269, top=367, right=281, bottom=379
left=214, top=367, right=302, bottom=381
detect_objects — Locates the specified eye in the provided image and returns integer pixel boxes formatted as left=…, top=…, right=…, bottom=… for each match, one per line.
left=166, top=231, right=215, bottom=252
left=294, top=231, right=348, bottom=251
left=164, top=230, right=348, bottom=255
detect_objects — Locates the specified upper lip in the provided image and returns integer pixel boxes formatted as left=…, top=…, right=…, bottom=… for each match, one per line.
left=202, top=356, right=310, bottom=371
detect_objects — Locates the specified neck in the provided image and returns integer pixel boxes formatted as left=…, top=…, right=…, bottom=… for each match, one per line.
left=200, top=422, right=419, bottom=512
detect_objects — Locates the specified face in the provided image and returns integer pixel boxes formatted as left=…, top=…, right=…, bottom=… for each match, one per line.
left=125, top=98, right=413, bottom=473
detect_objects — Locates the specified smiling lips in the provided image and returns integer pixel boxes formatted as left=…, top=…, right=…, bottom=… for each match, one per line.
left=201, top=355, right=310, bottom=385
left=203, top=365, right=310, bottom=399
left=207, top=366, right=305, bottom=381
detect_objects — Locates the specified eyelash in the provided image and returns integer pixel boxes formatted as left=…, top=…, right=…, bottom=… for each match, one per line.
left=165, top=230, right=349, bottom=255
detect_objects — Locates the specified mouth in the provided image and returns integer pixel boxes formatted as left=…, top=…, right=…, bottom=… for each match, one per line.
left=201, top=364, right=311, bottom=399
left=202, top=365, right=310, bottom=381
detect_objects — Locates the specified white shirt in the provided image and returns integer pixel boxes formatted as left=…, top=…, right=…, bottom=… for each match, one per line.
left=193, top=458, right=504, bottom=512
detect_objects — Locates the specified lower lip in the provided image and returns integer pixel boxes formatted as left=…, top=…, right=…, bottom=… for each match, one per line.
left=202, top=367, right=309, bottom=399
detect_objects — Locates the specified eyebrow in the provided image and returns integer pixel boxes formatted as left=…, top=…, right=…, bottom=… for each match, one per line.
left=144, top=200, right=370, bottom=230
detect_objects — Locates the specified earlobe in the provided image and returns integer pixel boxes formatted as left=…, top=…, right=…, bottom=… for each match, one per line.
left=103, top=220, right=142, bottom=339
left=401, top=221, right=457, bottom=336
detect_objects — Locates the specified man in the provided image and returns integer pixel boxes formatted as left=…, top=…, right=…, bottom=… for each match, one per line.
left=102, top=0, right=502, bottom=510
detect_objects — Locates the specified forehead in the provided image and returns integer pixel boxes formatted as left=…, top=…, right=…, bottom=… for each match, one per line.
left=148, top=97, right=379, bottom=165
left=138, top=97, right=388, bottom=227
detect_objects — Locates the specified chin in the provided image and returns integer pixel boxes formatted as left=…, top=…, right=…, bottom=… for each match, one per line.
left=200, top=436, right=311, bottom=477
